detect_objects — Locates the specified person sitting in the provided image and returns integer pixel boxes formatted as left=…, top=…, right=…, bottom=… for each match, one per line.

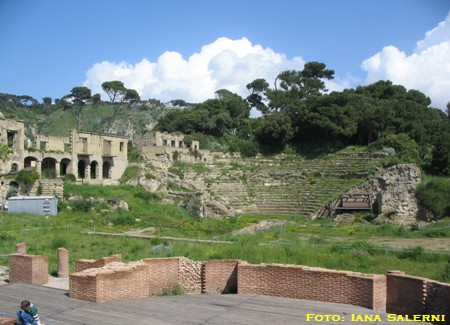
left=16, top=300, right=42, bottom=325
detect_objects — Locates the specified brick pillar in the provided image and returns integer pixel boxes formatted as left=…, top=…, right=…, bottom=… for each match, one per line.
left=16, top=242, right=26, bottom=255
left=57, top=248, right=69, bottom=278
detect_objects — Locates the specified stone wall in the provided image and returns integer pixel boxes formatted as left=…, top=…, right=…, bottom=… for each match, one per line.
left=386, top=271, right=450, bottom=319
left=178, top=257, right=203, bottom=294
left=238, top=264, right=386, bottom=312
left=29, top=179, right=64, bottom=197
left=357, top=164, right=421, bottom=225
left=9, top=254, right=48, bottom=285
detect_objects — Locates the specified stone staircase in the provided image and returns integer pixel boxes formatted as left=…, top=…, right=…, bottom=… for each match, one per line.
left=179, top=151, right=383, bottom=217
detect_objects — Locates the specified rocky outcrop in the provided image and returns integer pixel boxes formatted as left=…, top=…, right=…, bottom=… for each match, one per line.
left=357, top=164, right=422, bottom=225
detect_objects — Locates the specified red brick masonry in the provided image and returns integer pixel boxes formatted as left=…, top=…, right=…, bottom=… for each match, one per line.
left=386, top=271, right=450, bottom=320
left=9, top=254, right=48, bottom=285
left=238, top=263, right=387, bottom=311
left=11, top=246, right=448, bottom=316
left=70, top=261, right=149, bottom=303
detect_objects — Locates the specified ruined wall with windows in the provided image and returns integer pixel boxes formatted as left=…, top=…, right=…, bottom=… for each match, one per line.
left=71, top=130, right=128, bottom=182
left=135, top=131, right=210, bottom=164
left=0, top=118, right=25, bottom=173
left=0, top=118, right=129, bottom=202
left=33, top=134, right=71, bottom=153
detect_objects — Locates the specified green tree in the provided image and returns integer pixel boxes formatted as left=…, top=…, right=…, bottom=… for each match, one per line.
left=68, top=86, right=92, bottom=130
left=430, top=132, right=450, bottom=176
left=246, top=78, right=269, bottom=114
left=102, top=80, right=127, bottom=102
left=256, top=113, right=294, bottom=148
left=42, top=97, right=52, bottom=114
left=247, top=62, right=334, bottom=115
left=0, top=144, right=13, bottom=162
left=102, top=81, right=140, bottom=128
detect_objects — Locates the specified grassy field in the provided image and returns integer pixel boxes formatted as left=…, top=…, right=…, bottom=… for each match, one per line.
left=0, top=183, right=449, bottom=282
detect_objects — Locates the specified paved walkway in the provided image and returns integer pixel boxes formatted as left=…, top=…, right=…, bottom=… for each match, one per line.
left=0, top=283, right=425, bottom=325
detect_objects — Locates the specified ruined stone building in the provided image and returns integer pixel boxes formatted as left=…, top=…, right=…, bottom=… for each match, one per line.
left=134, top=131, right=211, bottom=163
left=0, top=117, right=128, bottom=182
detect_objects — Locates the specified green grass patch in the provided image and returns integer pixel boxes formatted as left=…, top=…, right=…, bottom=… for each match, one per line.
left=0, top=183, right=448, bottom=282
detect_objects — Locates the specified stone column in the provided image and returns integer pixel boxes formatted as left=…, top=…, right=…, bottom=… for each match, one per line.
left=57, top=247, right=69, bottom=278
left=36, top=160, right=42, bottom=174
left=16, top=242, right=26, bottom=255
left=55, top=160, right=60, bottom=177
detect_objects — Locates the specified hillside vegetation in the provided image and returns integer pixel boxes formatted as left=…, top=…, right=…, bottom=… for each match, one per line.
left=0, top=182, right=449, bottom=281
left=0, top=64, right=449, bottom=281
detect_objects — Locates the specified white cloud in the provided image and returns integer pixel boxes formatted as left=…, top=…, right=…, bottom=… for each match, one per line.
left=362, top=11, right=450, bottom=110
left=83, top=37, right=304, bottom=103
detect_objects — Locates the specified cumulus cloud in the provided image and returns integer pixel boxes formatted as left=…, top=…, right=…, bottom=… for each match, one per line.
left=362, top=11, right=450, bottom=110
left=83, top=37, right=304, bottom=103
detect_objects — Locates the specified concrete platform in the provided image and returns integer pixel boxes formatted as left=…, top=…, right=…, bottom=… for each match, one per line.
left=0, top=283, right=422, bottom=325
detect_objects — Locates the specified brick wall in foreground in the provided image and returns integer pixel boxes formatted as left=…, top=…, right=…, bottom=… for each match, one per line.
left=238, top=263, right=386, bottom=312
left=386, top=271, right=450, bottom=320
left=9, top=254, right=48, bottom=285
left=70, top=261, right=149, bottom=303
left=203, top=260, right=240, bottom=294
left=143, top=257, right=180, bottom=294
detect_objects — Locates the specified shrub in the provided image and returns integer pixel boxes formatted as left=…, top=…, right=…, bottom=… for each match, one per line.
left=441, top=260, right=450, bottom=282
left=239, top=141, right=258, bottom=157
left=133, top=191, right=160, bottom=202
left=151, top=243, right=172, bottom=255
left=416, top=177, right=450, bottom=218
left=51, top=236, right=68, bottom=249
left=15, top=169, right=40, bottom=186
left=71, top=199, right=94, bottom=212
left=62, top=174, right=76, bottom=183
left=111, top=213, right=136, bottom=226
left=369, top=133, right=420, bottom=163
left=41, top=169, right=56, bottom=179
left=128, top=142, right=143, bottom=163
left=161, top=284, right=183, bottom=296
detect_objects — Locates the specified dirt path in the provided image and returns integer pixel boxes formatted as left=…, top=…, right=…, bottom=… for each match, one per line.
left=366, top=237, right=449, bottom=252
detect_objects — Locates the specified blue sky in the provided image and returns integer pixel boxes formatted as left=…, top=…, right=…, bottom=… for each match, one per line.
left=0, top=0, right=449, bottom=110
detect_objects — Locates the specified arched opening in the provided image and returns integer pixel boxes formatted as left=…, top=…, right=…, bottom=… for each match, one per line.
left=60, top=158, right=71, bottom=176
left=78, top=160, right=87, bottom=179
left=90, top=161, right=98, bottom=179
left=24, top=156, right=38, bottom=168
left=7, top=181, right=19, bottom=199
left=42, top=157, right=57, bottom=178
left=102, top=161, right=111, bottom=179
left=11, top=163, right=18, bottom=172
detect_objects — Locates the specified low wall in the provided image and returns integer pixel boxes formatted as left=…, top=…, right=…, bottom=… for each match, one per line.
left=9, top=254, right=48, bottom=285
left=70, top=261, right=149, bottom=303
left=142, top=257, right=180, bottom=294
left=203, top=260, right=240, bottom=294
left=61, top=252, right=449, bottom=316
left=386, top=271, right=450, bottom=320
left=238, top=263, right=386, bottom=312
